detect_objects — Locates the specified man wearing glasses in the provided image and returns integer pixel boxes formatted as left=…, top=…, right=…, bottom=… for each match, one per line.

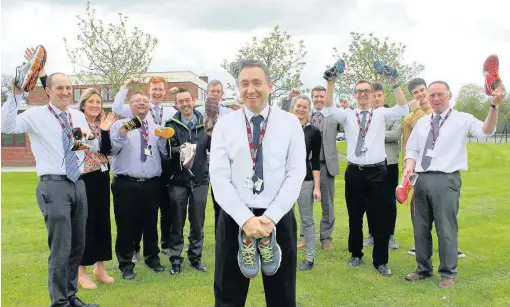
left=321, top=74, right=408, bottom=276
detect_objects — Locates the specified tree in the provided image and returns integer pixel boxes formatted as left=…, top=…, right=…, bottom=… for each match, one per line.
left=63, top=1, right=158, bottom=93
left=221, top=26, right=307, bottom=105
left=332, top=32, right=425, bottom=104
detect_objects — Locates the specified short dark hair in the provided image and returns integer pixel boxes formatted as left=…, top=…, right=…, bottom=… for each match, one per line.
left=175, top=87, right=194, bottom=100
left=372, top=82, right=384, bottom=92
left=429, top=80, right=450, bottom=91
left=238, top=59, right=271, bottom=83
left=408, top=78, right=427, bottom=94
left=354, top=80, right=373, bottom=92
left=311, top=86, right=326, bottom=97
left=46, top=72, right=68, bottom=89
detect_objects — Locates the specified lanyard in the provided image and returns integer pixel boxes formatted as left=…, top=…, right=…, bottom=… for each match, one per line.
left=430, top=108, right=452, bottom=149
left=149, top=106, right=163, bottom=125
left=355, top=109, right=374, bottom=141
left=244, top=108, right=271, bottom=171
left=140, top=120, right=150, bottom=146
left=47, top=104, right=74, bottom=140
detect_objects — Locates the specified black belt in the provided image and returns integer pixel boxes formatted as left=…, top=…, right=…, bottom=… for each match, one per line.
left=115, top=175, right=159, bottom=182
left=39, top=174, right=82, bottom=182
left=348, top=161, right=386, bottom=170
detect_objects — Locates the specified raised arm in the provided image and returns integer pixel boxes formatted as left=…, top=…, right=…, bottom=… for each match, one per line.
left=1, top=87, right=31, bottom=134
left=322, top=78, right=347, bottom=124
left=112, top=78, right=140, bottom=118
left=264, top=116, right=307, bottom=224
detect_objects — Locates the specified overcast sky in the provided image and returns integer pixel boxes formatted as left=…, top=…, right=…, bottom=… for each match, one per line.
left=2, top=0, right=509, bottom=100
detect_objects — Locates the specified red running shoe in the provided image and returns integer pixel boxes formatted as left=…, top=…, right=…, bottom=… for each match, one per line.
left=396, top=173, right=419, bottom=204
left=483, top=55, right=502, bottom=96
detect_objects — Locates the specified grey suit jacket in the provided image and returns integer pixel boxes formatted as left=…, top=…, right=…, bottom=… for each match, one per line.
left=320, top=114, right=340, bottom=176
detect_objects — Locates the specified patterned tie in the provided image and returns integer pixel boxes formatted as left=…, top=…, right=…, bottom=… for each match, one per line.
left=251, top=115, right=264, bottom=193
left=60, top=112, right=80, bottom=182
left=354, top=111, right=369, bottom=157
left=140, top=121, right=147, bottom=162
left=421, top=114, right=442, bottom=170
left=311, top=112, right=324, bottom=130
left=153, top=106, right=161, bottom=125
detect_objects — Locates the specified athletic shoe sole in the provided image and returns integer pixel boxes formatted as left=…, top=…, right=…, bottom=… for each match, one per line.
left=17, top=45, right=47, bottom=92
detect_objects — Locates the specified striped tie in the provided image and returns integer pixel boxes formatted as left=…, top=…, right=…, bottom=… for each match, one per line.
left=60, top=112, right=80, bottom=182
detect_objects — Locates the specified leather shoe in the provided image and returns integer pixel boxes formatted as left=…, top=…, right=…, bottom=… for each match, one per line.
left=191, top=261, right=207, bottom=272
left=146, top=263, right=165, bottom=273
left=170, top=263, right=181, bottom=274
left=69, top=296, right=99, bottom=307
left=122, top=269, right=135, bottom=280
left=299, top=259, right=314, bottom=271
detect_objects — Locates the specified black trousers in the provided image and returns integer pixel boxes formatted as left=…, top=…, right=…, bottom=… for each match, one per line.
left=214, top=208, right=297, bottom=307
left=365, top=162, right=399, bottom=236
left=111, top=176, right=161, bottom=271
left=168, top=183, right=209, bottom=264
left=211, top=187, right=221, bottom=236
left=80, top=170, right=112, bottom=266
left=345, top=163, right=391, bottom=267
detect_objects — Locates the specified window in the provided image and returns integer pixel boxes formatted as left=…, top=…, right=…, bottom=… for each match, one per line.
left=74, top=89, right=81, bottom=103
left=101, top=88, right=108, bottom=102
left=2, top=133, right=25, bottom=147
left=108, top=88, right=115, bottom=102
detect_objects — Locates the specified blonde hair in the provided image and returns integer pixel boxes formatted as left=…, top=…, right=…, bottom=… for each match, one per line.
left=79, top=88, right=104, bottom=123
left=290, top=95, right=312, bottom=123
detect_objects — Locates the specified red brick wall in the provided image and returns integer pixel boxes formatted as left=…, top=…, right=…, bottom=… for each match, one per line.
left=1, top=133, right=36, bottom=166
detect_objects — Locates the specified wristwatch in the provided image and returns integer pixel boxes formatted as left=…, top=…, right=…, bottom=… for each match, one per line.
left=392, top=83, right=401, bottom=90
left=490, top=104, right=499, bottom=109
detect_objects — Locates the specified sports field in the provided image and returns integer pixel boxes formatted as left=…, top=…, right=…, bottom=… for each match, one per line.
left=2, top=143, right=509, bottom=307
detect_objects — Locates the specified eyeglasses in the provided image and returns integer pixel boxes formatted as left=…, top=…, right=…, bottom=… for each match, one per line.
left=355, top=89, right=372, bottom=95
left=132, top=98, right=148, bottom=103
left=428, top=92, right=447, bottom=99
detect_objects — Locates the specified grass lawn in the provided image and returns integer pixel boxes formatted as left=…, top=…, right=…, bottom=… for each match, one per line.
left=2, top=143, right=510, bottom=307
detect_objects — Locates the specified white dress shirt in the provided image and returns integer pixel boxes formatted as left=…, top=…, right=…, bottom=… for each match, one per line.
left=405, top=108, right=495, bottom=173
left=209, top=105, right=306, bottom=227
left=112, top=88, right=177, bottom=125
left=195, top=104, right=233, bottom=117
left=322, top=104, right=409, bottom=165
left=1, top=92, right=99, bottom=176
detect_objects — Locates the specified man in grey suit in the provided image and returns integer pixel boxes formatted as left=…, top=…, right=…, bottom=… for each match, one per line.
left=307, top=85, right=339, bottom=249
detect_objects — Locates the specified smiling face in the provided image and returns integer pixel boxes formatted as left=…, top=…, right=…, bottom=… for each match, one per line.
left=208, top=83, right=224, bottom=101
left=46, top=74, right=72, bottom=109
left=149, top=82, right=166, bottom=105
left=239, top=66, right=273, bottom=113
left=354, top=82, right=373, bottom=107
left=372, top=90, right=385, bottom=108
left=428, top=82, right=452, bottom=114
left=83, top=94, right=102, bottom=119
left=129, top=93, right=150, bottom=118
left=312, top=89, right=326, bottom=111
left=293, top=97, right=311, bottom=123
left=175, top=91, right=195, bottom=118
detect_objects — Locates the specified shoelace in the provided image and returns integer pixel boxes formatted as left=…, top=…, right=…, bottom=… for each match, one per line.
left=241, top=241, right=257, bottom=266
left=258, top=242, right=274, bottom=263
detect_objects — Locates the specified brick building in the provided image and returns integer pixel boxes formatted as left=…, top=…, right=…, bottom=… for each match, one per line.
left=1, top=71, right=209, bottom=167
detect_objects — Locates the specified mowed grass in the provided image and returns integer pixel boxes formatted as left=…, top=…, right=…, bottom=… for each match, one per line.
left=2, top=143, right=510, bottom=307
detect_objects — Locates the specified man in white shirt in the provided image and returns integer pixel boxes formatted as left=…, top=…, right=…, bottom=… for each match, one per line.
left=403, top=81, right=501, bottom=288
left=210, top=59, right=306, bottom=306
left=1, top=73, right=99, bottom=307
left=321, top=73, right=409, bottom=276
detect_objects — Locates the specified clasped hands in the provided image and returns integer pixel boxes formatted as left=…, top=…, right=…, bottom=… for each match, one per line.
left=242, top=216, right=275, bottom=239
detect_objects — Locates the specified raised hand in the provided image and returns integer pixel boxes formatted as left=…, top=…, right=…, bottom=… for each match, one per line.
left=122, top=78, right=140, bottom=89
left=25, top=47, right=46, bottom=77
left=100, top=112, right=117, bottom=131
left=491, top=85, right=505, bottom=105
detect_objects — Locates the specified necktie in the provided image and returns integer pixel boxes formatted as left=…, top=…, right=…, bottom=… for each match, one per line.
left=60, top=112, right=80, bottom=182
left=421, top=114, right=442, bottom=170
left=354, top=111, right=369, bottom=157
left=251, top=115, right=264, bottom=193
left=153, top=106, right=161, bottom=125
left=140, top=121, right=147, bottom=162
left=311, top=112, right=324, bottom=131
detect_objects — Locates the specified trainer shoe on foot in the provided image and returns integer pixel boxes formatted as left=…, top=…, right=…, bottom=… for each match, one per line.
left=237, top=229, right=260, bottom=278
left=483, top=54, right=503, bottom=96
left=376, top=264, right=392, bottom=277
left=407, top=246, right=416, bottom=256
left=14, top=45, right=47, bottom=92
left=457, top=248, right=466, bottom=258
left=258, top=230, right=282, bottom=276
left=363, top=235, right=374, bottom=247
left=388, top=235, right=399, bottom=249
left=396, top=173, right=419, bottom=204
left=348, top=256, right=362, bottom=267
left=132, top=251, right=140, bottom=263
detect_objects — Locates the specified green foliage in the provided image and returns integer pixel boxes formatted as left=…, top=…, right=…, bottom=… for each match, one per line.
left=221, top=26, right=307, bottom=105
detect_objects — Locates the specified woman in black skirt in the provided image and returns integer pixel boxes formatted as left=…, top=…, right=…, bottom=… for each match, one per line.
left=78, top=88, right=117, bottom=289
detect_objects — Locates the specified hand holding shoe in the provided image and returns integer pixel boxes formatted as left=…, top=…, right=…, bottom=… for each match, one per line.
left=242, top=217, right=269, bottom=239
